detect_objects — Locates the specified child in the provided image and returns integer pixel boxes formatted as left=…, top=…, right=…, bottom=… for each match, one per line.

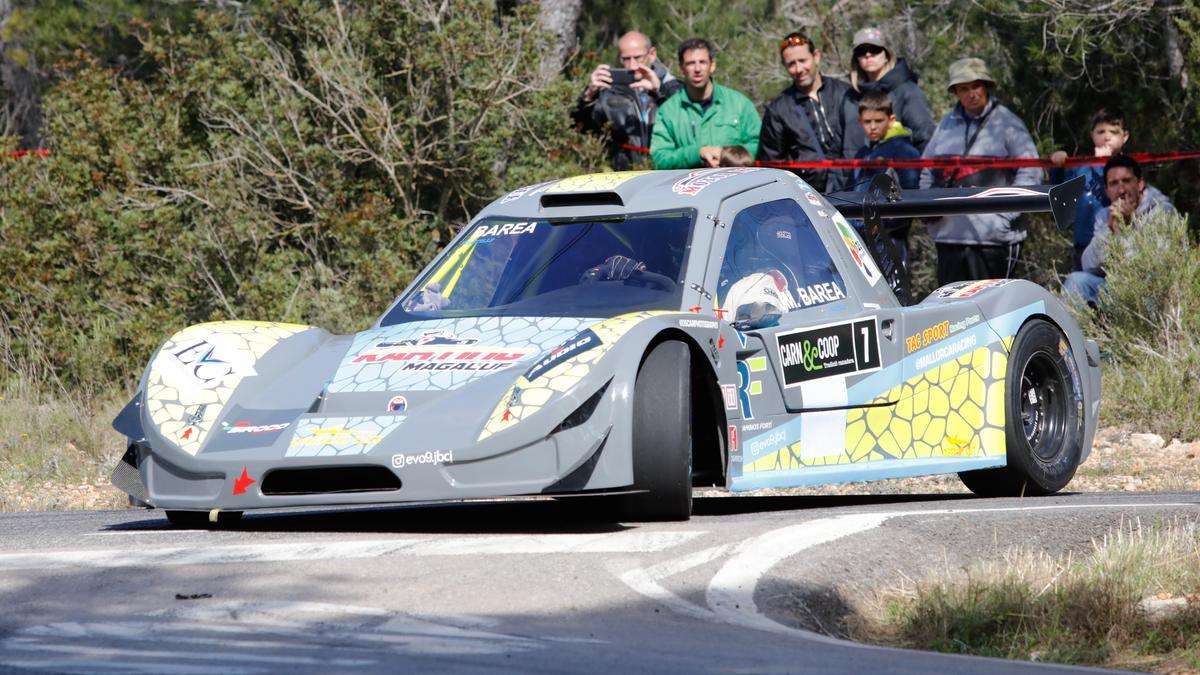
left=1049, top=106, right=1129, bottom=271
left=719, top=145, right=754, bottom=167
left=850, top=90, right=921, bottom=266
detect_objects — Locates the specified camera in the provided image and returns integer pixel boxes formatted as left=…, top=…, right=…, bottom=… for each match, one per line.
left=609, top=68, right=637, bottom=86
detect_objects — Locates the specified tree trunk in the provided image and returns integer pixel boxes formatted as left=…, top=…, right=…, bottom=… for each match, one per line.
left=0, top=0, right=44, bottom=146
left=536, top=0, right=581, bottom=83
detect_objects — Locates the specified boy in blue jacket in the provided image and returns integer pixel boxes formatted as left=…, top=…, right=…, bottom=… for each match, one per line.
left=851, top=90, right=921, bottom=267
left=1049, top=106, right=1129, bottom=271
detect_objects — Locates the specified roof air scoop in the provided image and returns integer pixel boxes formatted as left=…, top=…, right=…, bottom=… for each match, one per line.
left=540, top=192, right=624, bottom=209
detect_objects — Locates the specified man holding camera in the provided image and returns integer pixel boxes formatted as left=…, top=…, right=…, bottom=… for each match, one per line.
left=573, top=31, right=683, bottom=170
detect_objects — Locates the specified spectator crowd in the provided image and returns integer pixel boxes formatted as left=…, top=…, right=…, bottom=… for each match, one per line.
left=573, top=29, right=1176, bottom=303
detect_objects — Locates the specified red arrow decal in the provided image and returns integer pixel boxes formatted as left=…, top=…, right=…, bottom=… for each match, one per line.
left=233, top=467, right=255, bottom=495
left=502, top=408, right=512, bottom=422
left=718, top=335, right=725, bottom=349
left=180, top=427, right=193, bottom=440
left=689, top=306, right=702, bottom=313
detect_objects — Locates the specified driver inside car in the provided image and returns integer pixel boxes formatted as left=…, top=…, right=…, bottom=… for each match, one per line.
left=718, top=219, right=805, bottom=324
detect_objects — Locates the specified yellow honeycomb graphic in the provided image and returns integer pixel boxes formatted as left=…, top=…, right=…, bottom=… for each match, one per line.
left=478, top=311, right=673, bottom=441
left=744, top=343, right=1009, bottom=473
left=545, top=171, right=655, bottom=193
left=147, top=321, right=310, bottom=455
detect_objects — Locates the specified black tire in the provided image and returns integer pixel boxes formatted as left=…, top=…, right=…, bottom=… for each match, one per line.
left=615, top=340, right=693, bottom=521
left=165, top=510, right=244, bottom=529
left=959, top=319, right=1083, bottom=496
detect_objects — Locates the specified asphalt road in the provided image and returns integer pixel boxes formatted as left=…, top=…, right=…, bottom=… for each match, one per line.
left=1, top=491, right=1197, bottom=674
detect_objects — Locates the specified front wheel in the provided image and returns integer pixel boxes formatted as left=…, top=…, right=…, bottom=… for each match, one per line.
left=959, top=319, right=1083, bottom=496
left=615, top=340, right=693, bottom=521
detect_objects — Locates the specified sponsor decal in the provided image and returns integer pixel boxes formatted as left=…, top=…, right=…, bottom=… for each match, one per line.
left=352, top=338, right=532, bottom=370
left=746, top=429, right=786, bottom=458
left=387, top=395, right=408, bottom=413
left=804, top=192, right=821, bottom=206
left=935, top=279, right=1015, bottom=299
left=671, top=167, right=759, bottom=196
left=941, top=436, right=978, bottom=457
left=289, top=427, right=385, bottom=447
left=905, top=314, right=982, bottom=353
left=736, top=356, right=767, bottom=419
left=741, top=420, right=773, bottom=432
left=914, top=334, right=978, bottom=370
left=721, top=384, right=738, bottom=410
left=474, top=221, right=537, bottom=238
left=777, top=318, right=881, bottom=386
left=380, top=330, right=478, bottom=347
left=728, top=425, right=738, bottom=452
left=233, top=467, right=256, bottom=495
left=679, top=319, right=719, bottom=329
left=499, top=180, right=555, bottom=204
left=507, top=387, right=523, bottom=407
left=775, top=230, right=792, bottom=240
left=222, top=421, right=290, bottom=435
left=183, top=405, right=207, bottom=426
left=795, top=281, right=847, bottom=307
left=169, top=340, right=256, bottom=386
left=525, top=329, right=601, bottom=381
left=832, top=214, right=882, bottom=286
left=392, top=450, right=454, bottom=468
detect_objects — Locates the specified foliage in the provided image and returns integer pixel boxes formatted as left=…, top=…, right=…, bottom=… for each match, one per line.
left=1066, top=212, right=1200, bottom=440
left=0, top=0, right=601, bottom=394
left=853, top=518, right=1200, bottom=672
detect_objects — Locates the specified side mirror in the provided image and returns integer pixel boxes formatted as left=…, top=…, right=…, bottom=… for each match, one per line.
left=731, top=301, right=781, bottom=331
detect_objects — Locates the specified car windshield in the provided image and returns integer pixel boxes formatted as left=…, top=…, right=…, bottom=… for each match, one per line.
left=380, top=209, right=695, bottom=325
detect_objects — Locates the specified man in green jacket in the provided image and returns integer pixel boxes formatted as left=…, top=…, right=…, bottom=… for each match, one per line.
left=650, top=38, right=762, bottom=169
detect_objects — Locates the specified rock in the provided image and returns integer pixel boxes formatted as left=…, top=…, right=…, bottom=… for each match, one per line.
left=1130, top=433, right=1166, bottom=449
left=1139, top=593, right=1200, bottom=623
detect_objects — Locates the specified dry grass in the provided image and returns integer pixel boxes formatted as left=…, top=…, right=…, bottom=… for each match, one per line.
left=848, top=518, right=1200, bottom=673
left=0, top=381, right=128, bottom=511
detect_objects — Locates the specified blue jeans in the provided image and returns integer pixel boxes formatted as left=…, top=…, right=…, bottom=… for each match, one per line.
left=1063, top=271, right=1106, bottom=306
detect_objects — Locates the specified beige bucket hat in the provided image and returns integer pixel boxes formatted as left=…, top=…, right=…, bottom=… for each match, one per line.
left=946, top=57, right=995, bottom=91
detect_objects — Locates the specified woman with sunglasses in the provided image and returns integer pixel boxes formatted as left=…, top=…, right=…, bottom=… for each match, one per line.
left=846, top=27, right=934, bottom=152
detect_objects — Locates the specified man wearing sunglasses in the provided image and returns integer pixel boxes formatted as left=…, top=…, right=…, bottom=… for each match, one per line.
left=758, top=31, right=860, bottom=191
left=573, top=31, right=684, bottom=170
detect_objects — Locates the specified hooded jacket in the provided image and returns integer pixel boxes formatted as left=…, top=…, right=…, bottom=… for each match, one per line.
left=851, top=123, right=921, bottom=239
left=846, top=59, right=936, bottom=152
left=572, top=60, right=683, bottom=170
left=918, top=99, right=1042, bottom=245
left=1080, top=184, right=1175, bottom=272
left=757, top=76, right=858, bottom=191
left=650, top=82, right=761, bottom=170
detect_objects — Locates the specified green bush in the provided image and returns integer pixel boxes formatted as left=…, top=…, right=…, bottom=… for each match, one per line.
left=1066, top=212, right=1200, bottom=440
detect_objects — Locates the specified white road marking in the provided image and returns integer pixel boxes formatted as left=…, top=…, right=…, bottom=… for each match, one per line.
left=0, top=531, right=704, bottom=571
left=621, top=500, right=1200, bottom=638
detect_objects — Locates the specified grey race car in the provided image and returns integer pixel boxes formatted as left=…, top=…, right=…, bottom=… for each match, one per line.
left=111, top=168, right=1100, bottom=525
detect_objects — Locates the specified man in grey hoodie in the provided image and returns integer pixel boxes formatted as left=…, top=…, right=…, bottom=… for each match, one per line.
left=919, top=58, right=1041, bottom=284
left=1063, top=154, right=1175, bottom=305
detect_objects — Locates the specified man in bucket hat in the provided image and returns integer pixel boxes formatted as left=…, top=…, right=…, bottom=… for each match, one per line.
left=918, top=57, right=1041, bottom=284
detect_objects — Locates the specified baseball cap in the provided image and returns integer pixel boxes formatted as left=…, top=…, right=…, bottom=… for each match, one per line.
left=852, top=27, right=890, bottom=52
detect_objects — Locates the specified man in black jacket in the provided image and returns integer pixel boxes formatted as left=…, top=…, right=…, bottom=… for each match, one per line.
left=758, top=31, right=859, bottom=191
left=573, top=31, right=683, bottom=170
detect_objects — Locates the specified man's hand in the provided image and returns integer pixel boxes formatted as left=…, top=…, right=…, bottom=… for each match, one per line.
left=700, top=145, right=723, bottom=168
left=580, top=255, right=646, bottom=284
left=407, top=282, right=450, bottom=312
left=1094, top=144, right=1115, bottom=158
left=629, top=63, right=661, bottom=97
left=583, top=64, right=613, bottom=103
left=1049, top=150, right=1068, bottom=167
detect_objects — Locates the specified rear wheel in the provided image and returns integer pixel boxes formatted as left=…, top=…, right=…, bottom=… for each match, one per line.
left=165, top=510, right=244, bottom=529
left=615, top=341, right=693, bottom=521
left=959, top=319, right=1083, bottom=496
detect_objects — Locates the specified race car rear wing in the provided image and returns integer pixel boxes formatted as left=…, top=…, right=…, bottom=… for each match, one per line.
left=824, top=174, right=1085, bottom=305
